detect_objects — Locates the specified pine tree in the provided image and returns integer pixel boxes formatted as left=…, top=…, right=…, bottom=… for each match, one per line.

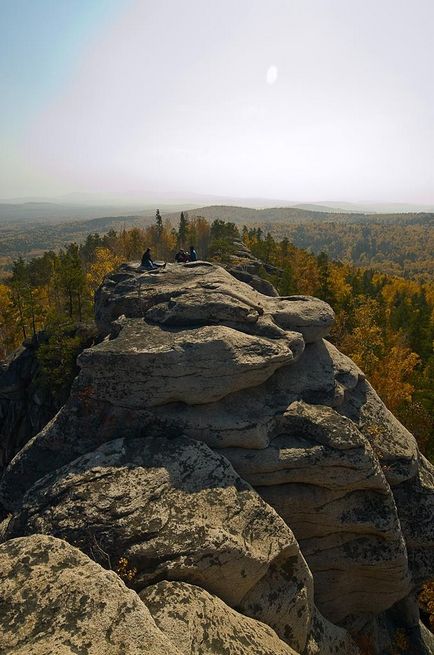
left=178, top=211, right=189, bottom=248
left=155, top=209, right=163, bottom=258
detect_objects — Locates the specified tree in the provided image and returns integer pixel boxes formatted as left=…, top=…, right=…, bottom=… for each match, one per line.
left=9, top=258, right=40, bottom=340
left=0, top=284, right=17, bottom=357
left=86, top=247, right=122, bottom=294
left=155, top=209, right=163, bottom=257
left=57, top=244, right=87, bottom=321
left=317, top=252, right=336, bottom=306
left=178, top=211, right=189, bottom=248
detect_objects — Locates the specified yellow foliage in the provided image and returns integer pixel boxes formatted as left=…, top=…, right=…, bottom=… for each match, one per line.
left=116, top=556, right=138, bottom=584
left=370, top=343, right=420, bottom=411
left=86, top=248, right=123, bottom=292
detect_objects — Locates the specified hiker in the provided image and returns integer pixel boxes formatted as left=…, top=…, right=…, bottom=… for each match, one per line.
left=174, top=249, right=188, bottom=263
left=141, top=248, right=166, bottom=270
left=189, top=245, right=198, bottom=262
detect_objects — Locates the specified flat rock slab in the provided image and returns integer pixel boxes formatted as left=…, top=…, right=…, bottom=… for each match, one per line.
left=0, top=534, right=179, bottom=655
left=77, top=317, right=304, bottom=407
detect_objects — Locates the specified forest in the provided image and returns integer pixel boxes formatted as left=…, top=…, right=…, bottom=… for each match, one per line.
left=1, top=206, right=433, bottom=281
left=179, top=206, right=434, bottom=278
left=0, top=211, right=432, bottom=460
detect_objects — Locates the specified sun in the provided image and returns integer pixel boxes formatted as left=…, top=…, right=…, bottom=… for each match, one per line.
left=266, top=65, right=278, bottom=85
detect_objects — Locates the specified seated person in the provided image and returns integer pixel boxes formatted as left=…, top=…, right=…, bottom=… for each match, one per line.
left=189, top=245, right=198, bottom=261
left=174, top=249, right=188, bottom=263
left=141, top=248, right=166, bottom=270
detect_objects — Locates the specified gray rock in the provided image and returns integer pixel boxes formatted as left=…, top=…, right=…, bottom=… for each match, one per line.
left=217, top=402, right=411, bottom=624
left=0, top=534, right=179, bottom=655
left=95, top=262, right=334, bottom=343
left=141, top=581, right=300, bottom=655
left=268, top=296, right=336, bottom=343
left=4, top=434, right=356, bottom=654
left=227, top=267, right=279, bottom=296
left=0, top=338, right=355, bottom=509
left=77, top=317, right=304, bottom=408
left=1, top=258, right=433, bottom=655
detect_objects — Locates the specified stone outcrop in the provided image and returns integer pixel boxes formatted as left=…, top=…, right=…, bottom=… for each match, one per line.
left=3, top=434, right=354, bottom=654
left=141, top=581, right=299, bottom=655
left=0, top=534, right=180, bottom=655
left=0, top=260, right=433, bottom=655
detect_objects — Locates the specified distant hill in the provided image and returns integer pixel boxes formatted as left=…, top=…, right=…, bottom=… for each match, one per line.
left=171, top=205, right=434, bottom=226
left=0, top=203, right=432, bottom=279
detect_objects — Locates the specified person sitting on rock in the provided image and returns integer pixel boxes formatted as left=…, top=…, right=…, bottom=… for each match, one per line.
left=141, top=248, right=166, bottom=270
left=174, top=249, right=188, bottom=263
left=189, top=245, right=198, bottom=262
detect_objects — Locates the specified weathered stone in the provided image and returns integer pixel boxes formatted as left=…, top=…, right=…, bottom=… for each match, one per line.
left=152, top=338, right=362, bottom=451
left=95, top=262, right=334, bottom=343
left=77, top=317, right=304, bottom=408
left=141, top=581, right=300, bottom=655
left=228, top=267, right=279, bottom=296
left=392, top=454, right=434, bottom=585
left=340, top=376, right=418, bottom=484
left=4, top=435, right=317, bottom=653
left=218, top=402, right=411, bottom=624
left=1, top=257, right=433, bottom=655
left=0, top=534, right=179, bottom=655
left=268, top=296, right=335, bottom=343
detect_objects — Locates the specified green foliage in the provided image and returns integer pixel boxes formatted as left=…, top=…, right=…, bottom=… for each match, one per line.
left=36, top=320, right=85, bottom=400
left=178, top=211, right=189, bottom=248
left=208, top=220, right=240, bottom=261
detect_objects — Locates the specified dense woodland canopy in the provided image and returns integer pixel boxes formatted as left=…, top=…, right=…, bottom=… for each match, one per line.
left=179, top=206, right=434, bottom=279
left=0, top=211, right=432, bottom=460
left=1, top=206, right=433, bottom=280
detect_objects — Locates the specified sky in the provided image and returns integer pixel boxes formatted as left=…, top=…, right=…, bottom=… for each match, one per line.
left=1, top=0, right=434, bottom=203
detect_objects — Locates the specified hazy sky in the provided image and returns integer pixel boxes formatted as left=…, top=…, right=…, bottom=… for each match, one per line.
left=1, top=0, right=434, bottom=202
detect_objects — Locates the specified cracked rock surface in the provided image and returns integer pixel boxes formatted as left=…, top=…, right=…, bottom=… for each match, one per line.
left=0, top=534, right=180, bottom=655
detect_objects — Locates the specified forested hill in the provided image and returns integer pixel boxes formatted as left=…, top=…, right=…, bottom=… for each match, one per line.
left=1, top=205, right=433, bottom=279
left=172, top=204, right=434, bottom=226
left=173, top=206, right=434, bottom=278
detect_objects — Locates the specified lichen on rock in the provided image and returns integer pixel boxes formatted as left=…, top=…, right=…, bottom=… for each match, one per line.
left=0, top=260, right=433, bottom=655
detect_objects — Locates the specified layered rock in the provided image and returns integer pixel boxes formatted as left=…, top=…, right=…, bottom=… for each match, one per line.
left=3, top=435, right=354, bottom=654
left=0, top=260, right=433, bottom=654
left=218, top=402, right=411, bottom=623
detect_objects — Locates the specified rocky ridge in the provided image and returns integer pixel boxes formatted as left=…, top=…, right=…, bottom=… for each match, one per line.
left=0, top=259, right=433, bottom=655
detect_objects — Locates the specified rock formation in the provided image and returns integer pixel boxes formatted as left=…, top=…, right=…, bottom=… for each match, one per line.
left=0, top=260, right=433, bottom=654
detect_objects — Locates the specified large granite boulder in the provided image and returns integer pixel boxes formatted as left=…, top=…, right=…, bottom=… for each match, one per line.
left=0, top=534, right=179, bottom=655
left=94, top=261, right=335, bottom=343
left=3, top=435, right=354, bottom=654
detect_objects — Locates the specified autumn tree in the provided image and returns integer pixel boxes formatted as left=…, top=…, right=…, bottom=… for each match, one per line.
left=86, top=247, right=123, bottom=294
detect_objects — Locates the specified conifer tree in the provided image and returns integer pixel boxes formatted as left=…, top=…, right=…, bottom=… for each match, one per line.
left=178, top=211, right=189, bottom=248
